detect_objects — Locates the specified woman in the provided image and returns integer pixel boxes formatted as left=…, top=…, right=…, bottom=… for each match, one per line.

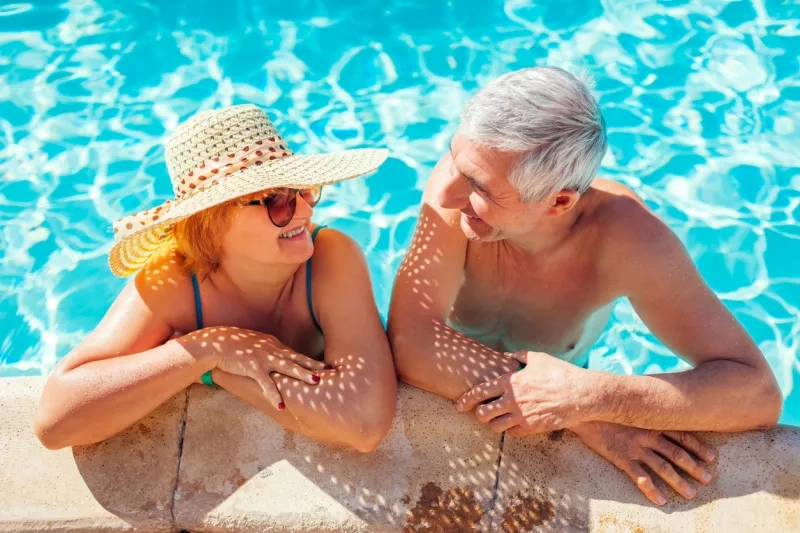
left=34, top=104, right=398, bottom=453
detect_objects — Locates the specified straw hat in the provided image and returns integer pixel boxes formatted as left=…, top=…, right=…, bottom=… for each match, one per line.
left=108, top=104, right=388, bottom=277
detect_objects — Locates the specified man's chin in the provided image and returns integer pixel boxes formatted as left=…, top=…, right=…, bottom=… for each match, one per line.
left=460, top=214, right=498, bottom=242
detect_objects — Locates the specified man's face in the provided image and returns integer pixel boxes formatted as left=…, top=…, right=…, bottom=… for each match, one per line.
left=438, top=133, right=547, bottom=242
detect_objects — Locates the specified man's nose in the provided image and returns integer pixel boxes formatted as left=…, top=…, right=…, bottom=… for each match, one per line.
left=436, top=170, right=469, bottom=211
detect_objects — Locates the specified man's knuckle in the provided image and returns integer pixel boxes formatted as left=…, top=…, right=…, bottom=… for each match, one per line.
left=610, top=435, right=634, bottom=458
left=655, top=460, right=673, bottom=476
left=670, top=446, right=687, bottom=463
left=677, top=432, right=694, bottom=445
left=643, top=430, right=662, bottom=442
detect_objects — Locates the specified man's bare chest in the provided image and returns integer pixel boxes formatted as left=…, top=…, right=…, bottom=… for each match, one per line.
left=449, top=247, right=607, bottom=357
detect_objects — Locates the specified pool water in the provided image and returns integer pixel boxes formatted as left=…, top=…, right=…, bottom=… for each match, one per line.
left=1, top=0, right=798, bottom=425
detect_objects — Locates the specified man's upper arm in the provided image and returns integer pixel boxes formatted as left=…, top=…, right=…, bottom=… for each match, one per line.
left=609, top=202, right=763, bottom=368
left=389, top=157, right=467, bottom=326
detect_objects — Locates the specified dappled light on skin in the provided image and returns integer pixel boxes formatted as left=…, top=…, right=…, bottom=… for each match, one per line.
left=397, top=214, right=443, bottom=288
left=140, top=250, right=182, bottom=292
left=167, top=320, right=381, bottom=440
left=391, top=209, right=520, bottom=402
left=161, top=203, right=554, bottom=528
left=264, top=353, right=373, bottom=426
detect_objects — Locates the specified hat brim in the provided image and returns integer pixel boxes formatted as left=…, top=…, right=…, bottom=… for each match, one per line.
left=108, top=148, right=389, bottom=277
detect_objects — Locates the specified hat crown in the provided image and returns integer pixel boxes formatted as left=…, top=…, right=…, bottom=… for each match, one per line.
left=164, top=105, right=293, bottom=198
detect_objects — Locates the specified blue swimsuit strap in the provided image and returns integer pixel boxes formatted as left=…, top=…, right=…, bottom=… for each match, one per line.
left=306, top=225, right=326, bottom=334
left=191, top=224, right=324, bottom=336
left=191, top=272, right=203, bottom=329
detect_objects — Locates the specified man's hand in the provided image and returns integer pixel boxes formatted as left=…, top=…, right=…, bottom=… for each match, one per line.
left=456, top=351, right=589, bottom=435
left=571, top=421, right=716, bottom=506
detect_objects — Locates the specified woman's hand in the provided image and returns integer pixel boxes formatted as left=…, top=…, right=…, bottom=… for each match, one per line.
left=175, top=326, right=326, bottom=410
left=571, top=421, right=715, bottom=506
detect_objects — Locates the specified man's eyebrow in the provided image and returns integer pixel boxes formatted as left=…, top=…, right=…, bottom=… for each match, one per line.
left=449, top=138, right=495, bottom=197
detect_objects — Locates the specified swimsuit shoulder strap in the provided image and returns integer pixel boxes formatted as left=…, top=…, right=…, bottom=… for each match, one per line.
left=305, top=225, right=327, bottom=334
left=191, top=272, right=204, bottom=329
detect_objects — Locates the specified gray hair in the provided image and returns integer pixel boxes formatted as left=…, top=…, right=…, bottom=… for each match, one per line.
left=459, top=67, right=607, bottom=203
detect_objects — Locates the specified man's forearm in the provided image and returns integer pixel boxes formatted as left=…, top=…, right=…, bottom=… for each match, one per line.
left=390, top=318, right=519, bottom=401
left=583, top=360, right=782, bottom=432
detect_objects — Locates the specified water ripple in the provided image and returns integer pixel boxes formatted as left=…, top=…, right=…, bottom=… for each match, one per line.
left=1, top=0, right=798, bottom=423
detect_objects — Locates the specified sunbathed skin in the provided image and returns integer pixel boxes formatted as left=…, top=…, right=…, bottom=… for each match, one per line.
left=389, top=133, right=782, bottom=505
left=34, top=194, right=397, bottom=453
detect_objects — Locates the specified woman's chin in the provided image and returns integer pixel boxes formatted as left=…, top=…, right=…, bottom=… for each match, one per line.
left=276, top=229, right=314, bottom=261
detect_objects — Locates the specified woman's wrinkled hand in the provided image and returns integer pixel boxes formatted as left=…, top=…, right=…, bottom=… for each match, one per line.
left=175, top=326, right=326, bottom=410
left=571, top=421, right=716, bottom=506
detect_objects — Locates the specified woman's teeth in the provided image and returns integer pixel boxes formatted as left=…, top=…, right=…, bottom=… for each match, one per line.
left=279, top=226, right=306, bottom=238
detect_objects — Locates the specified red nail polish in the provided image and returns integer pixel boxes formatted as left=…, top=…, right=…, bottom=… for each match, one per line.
left=312, top=375, right=320, bottom=383
left=278, top=402, right=285, bottom=411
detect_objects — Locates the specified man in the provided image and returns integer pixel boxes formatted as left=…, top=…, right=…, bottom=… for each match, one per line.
left=388, top=67, right=782, bottom=506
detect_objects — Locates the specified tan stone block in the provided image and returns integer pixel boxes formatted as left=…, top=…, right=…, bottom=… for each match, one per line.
left=174, top=383, right=503, bottom=532
left=0, top=377, right=185, bottom=532
left=492, top=426, right=800, bottom=533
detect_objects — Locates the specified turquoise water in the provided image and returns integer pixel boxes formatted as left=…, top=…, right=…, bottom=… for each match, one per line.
left=1, top=0, right=798, bottom=424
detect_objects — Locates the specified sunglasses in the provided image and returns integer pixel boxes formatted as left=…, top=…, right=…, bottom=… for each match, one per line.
left=244, top=187, right=322, bottom=227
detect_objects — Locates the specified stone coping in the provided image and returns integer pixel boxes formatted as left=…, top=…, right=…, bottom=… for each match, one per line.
left=1, top=377, right=798, bottom=532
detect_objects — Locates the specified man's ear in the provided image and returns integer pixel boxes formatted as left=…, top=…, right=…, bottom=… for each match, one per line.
left=547, top=190, right=580, bottom=216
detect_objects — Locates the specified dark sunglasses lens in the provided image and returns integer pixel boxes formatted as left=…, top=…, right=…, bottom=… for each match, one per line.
left=301, top=187, right=322, bottom=207
left=265, top=191, right=296, bottom=227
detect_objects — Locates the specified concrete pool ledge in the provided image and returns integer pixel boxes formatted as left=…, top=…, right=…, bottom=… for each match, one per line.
left=1, top=377, right=799, bottom=532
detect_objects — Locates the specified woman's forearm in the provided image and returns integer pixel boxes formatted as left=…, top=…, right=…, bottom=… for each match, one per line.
left=34, top=341, right=215, bottom=449
left=212, top=362, right=396, bottom=452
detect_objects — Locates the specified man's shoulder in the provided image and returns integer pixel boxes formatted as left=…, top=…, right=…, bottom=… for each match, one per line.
left=590, top=179, right=670, bottom=240
left=589, top=180, right=682, bottom=276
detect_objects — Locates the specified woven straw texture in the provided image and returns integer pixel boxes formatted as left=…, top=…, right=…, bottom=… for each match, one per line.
left=108, top=104, right=388, bottom=277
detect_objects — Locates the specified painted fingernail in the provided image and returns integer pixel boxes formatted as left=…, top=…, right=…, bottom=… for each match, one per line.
left=686, top=487, right=696, bottom=498
left=702, top=472, right=712, bottom=483
left=657, top=496, right=667, bottom=506
left=278, top=402, right=286, bottom=411
left=312, top=375, right=320, bottom=383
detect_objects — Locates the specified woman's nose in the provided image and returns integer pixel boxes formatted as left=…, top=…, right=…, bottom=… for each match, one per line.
left=294, top=190, right=314, bottom=219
